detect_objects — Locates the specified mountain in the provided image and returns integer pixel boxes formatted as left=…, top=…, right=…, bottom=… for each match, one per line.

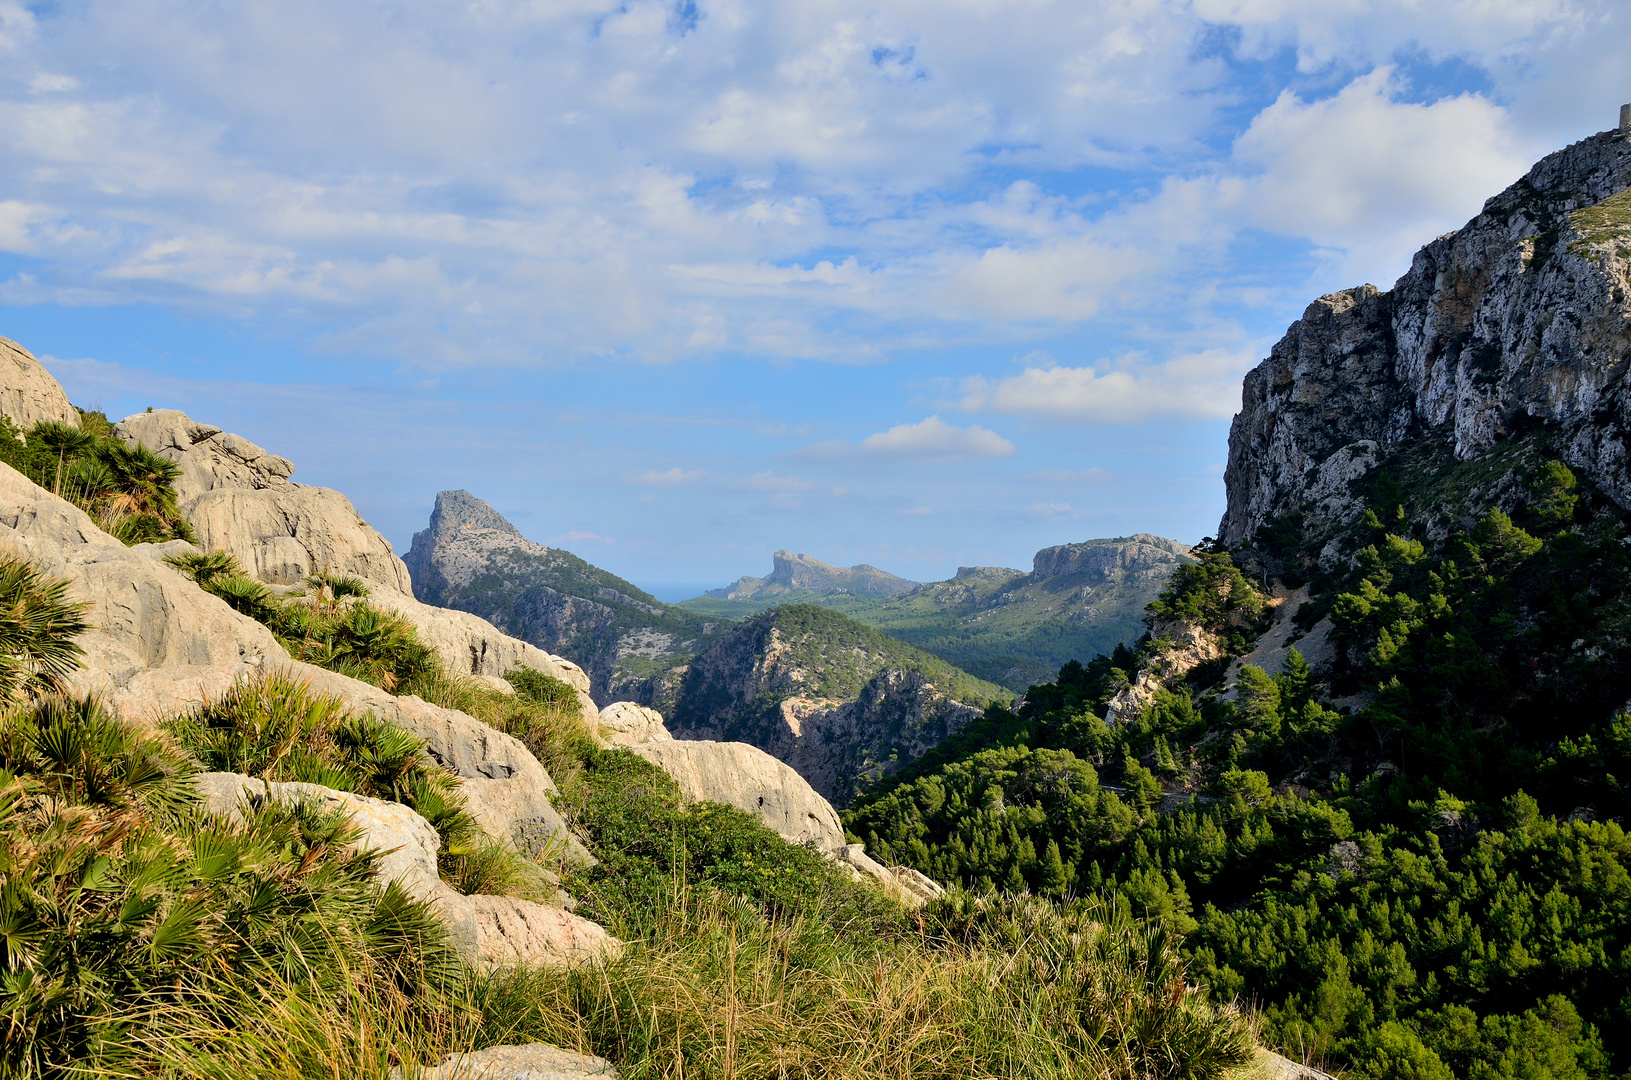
left=682, top=534, right=1194, bottom=692
left=701, top=549, right=919, bottom=606
left=1222, top=126, right=1631, bottom=557
left=666, top=604, right=1012, bottom=804
left=844, top=122, right=1631, bottom=1079
left=403, top=489, right=724, bottom=703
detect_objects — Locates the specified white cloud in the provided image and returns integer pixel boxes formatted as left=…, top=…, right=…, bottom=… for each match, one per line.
left=633, top=467, right=705, bottom=485
left=800, top=415, right=1016, bottom=462
left=1226, top=69, right=1539, bottom=282
left=858, top=415, right=1016, bottom=460
left=560, top=530, right=615, bottom=545
left=962, top=349, right=1252, bottom=424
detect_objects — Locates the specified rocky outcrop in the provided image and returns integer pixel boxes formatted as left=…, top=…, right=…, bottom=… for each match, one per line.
left=405, top=490, right=718, bottom=704
left=415, top=1043, right=619, bottom=1080
left=0, top=337, right=78, bottom=432
left=366, top=580, right=594, bottom=710
left=114, top=408, right=413, bottom=592
left=598, top=699, right=943, bottom=904
left=113, top=414, right=590, bottom=702
left=196, top=772, right=616, bottom=970
left=630, top=738, right=849, bottom=852
left=1221, top=127, right=1631, bottom=549
left=596, top=701, right=670, bottom=747
left=1031, top=534, right=1192, bottom=579
left=1104, top=616, right=1223, bottom=725
left=705, top=550, right=919, bottom=601
left=0, top=461, right=284, bottom=725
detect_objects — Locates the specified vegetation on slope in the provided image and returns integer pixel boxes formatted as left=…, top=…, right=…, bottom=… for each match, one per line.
left=0, top=537, right=1255, bottom=1080
left=680, top=539, right=1190, bottom=693
left=845, top=458, right=1631, bottom=1079
left=0, top=410, right=196, bottom=544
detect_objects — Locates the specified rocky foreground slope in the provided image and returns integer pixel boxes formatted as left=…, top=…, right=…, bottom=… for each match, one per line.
left=0, top=338, right=937, bottom=972
left=1222, top=127, right=1631, bottom=555
left=684, top=535, right=1194, bottom=691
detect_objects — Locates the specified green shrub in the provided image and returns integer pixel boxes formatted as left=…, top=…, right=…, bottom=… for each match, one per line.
left=0, top=554, right=90, bottom=705
left=165, top=672, right=546, bottom=900
left=0, top=694, right=459, bottom=1078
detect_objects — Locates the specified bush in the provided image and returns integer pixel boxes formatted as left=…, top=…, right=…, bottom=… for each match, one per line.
left=165, top=672, right=548, bottom=900
left=0, top=693, right=460, bottom=1078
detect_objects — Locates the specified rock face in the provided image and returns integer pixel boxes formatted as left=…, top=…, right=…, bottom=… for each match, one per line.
left=417, top=1043, right=619, bottom=1080
left=196, top=772, right=616, bottom=970
left=704, top=550, right=919, bottom=601
left=596, top=701, right=670, bottom=747
left=404, top=490, right=720, bottom=704
left=1221, top=127, right=1631, bottom=549
left=0, top=337, right=78, bottom=432
left=114, top=408, right=413, bottom=592
left=666, top=605, right=1007, bottom=804
left=0, top=461, right=285, bottom=725
left=1031, top=534, right=1192, bottom=579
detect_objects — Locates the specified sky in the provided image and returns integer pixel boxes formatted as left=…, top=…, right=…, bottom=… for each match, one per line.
left=0, top=0, right=1626, bottom=597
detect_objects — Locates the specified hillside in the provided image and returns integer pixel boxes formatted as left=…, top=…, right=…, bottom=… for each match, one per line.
left=845, top=125, right=1631, bottom=1079
left=669, top=604, right=1013, bottom=804
left=682, top=535, right=1193, bottom=691
left=404, top=489, right=725, bottom=703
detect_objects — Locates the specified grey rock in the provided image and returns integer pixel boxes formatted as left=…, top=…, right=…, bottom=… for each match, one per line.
left=1222, top=127, right=1631, bottom=547
left=0, top=461, right=286, bottom=726
left=629, top=737, right=848, bottom=853
left=1249, top=1050, right=1338, bottom=1080
left=196, top=772, right=617, bottom=971
left=0, top=336, right=78, bottom=432
left=596, top=701, right=671, bottom=747
left=416, top=1043, right=618, bottom=1080
left=1031, top=534, right=1193, bottom=579
left=114, top=408, right=413, bottom=592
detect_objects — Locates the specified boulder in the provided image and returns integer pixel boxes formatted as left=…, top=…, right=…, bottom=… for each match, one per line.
left=113, top=408, right=414, bottom=593
left=1248, top=1050, right=1337, bottom=1080
left=596, top=701, right=670, bottom=747
left=114, top=409, right=295, bottom=502
left=278, top=662, right=586, bottom=862
left=0, top=337, right=78, bottom=432
left=627, top=738, right=847, bottom=854
left=367, top=580, right=594, bottom=709
left=196, top=772, right=618, bottom=971
left=0, top=462, right=286, bottom=726
left=415, top=1043, right=619, bottom=1080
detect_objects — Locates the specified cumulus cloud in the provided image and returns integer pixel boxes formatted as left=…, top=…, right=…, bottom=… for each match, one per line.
left=800, top=416, right=1017, bottom=463
left=961, top=349, right=1253, bottom=424
left=735, top=471, right=819, bottom=492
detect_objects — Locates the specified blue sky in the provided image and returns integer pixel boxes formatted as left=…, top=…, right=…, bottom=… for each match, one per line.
left=0, top=0, right=1625, bottom=596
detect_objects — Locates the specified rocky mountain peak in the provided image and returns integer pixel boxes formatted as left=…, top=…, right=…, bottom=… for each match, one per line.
left=1221, top=126, right=1631, bottom=550
left=425, top=489, right=528, bottom=544
left=1031, top=534, right=1193, bottom=580
left=705, top=550, right=918, bottom=601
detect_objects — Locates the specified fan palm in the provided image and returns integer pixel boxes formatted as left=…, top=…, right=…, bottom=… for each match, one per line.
left=90, top=441, right=185, bottom=525
left=0, top=557, right=89, bottom=705
left=27, top=422, right=94, bottom=496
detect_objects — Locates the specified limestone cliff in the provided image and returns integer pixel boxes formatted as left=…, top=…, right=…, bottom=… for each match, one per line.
left=404, top=490, right=721, bottom=704
left=1221, top=127, right=1631, bottom=553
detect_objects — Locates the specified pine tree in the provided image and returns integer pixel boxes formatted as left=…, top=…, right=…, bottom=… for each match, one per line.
left=1039, top=838, right=1071, bottom=897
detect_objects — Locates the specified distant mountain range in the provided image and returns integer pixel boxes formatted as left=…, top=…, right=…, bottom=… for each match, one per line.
left=680, top=535, right=1194, bottom=691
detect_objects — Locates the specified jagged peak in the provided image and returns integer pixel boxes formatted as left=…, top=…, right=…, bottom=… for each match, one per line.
left=425, top=489, right=527, bottom=542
